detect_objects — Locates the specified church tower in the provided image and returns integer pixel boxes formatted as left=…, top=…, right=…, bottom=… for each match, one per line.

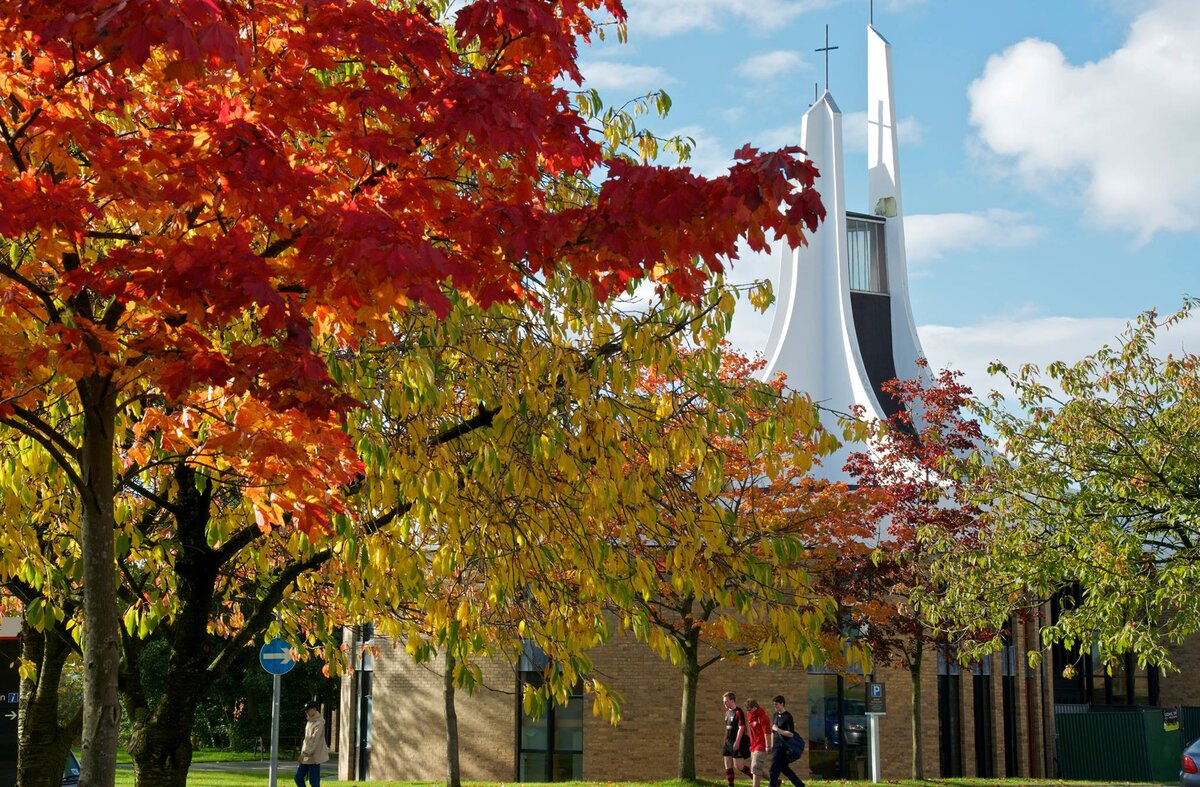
left=761, top=23, right=928, bottom=482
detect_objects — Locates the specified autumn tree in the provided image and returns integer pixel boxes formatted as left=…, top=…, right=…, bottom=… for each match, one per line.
left=929, top=300, right=1200, bottom=674
left=2, top=244, right=824, bottom=787
left=589, top=347, right=867, bottom=779
left=0, top=464, right=82, bottom=787
left=0, top=1, right=825, bottom=785
left=838, top=364, right=990, bottom=779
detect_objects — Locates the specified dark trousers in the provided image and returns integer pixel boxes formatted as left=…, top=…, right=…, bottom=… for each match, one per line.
left=295, top=763, right=321, bottom=787
left=769, top=748, right=802, bottom=787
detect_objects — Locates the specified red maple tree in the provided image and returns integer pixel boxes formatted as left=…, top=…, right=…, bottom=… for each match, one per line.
left=835, top=363, right=990, bottom=779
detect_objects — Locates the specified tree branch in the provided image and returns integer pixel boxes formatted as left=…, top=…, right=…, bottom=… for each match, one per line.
left=0, top=416, right=83, bottom=489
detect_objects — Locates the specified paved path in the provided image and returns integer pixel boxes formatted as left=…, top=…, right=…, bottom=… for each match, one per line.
left=191, top=753, right=338, bottom=773
left=118, top=754, right=339, bottom=777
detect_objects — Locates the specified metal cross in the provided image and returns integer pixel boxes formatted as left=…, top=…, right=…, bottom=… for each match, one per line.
left=815, top=24, right=839, bottom=94
left=870, top=0, right=874, bottom=26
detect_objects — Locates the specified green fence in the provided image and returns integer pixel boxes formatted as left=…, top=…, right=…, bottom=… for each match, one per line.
left=1182, top=706, right=1200, bottom=747
left=1056, top=708, right=1181, bottom=782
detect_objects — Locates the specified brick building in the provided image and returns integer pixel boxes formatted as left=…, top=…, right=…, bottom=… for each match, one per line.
left=337, top=611, right=1200, bottom=782
left=337, top=16, right=1200, bottom=782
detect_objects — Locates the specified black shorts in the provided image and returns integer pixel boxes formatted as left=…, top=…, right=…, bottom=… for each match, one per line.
left=723, top=740, right=751, bottom=759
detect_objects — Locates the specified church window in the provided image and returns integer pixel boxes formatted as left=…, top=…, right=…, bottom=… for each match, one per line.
left=847, top=215, right=888, bottom=294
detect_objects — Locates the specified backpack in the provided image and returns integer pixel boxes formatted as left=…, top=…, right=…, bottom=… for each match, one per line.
left=783, top=734, right=805, bottom=763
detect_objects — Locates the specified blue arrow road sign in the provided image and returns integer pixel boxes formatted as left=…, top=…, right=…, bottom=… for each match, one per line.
left=259, top=638, right=296, bottom=676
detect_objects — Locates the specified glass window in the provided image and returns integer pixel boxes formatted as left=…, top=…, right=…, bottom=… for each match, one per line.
left=973, top=664, right=995, bottom=778
left=519, top=753, right=548, bottom=782
left=937, top=646, right=963, bottom=777
left=518, top=643, right=584, bottom=782
left=847, top=216, right=888, bottom=294
left=1109, top=655, right=1129, bottom=704
left=806, top=667, right=872, bottom=780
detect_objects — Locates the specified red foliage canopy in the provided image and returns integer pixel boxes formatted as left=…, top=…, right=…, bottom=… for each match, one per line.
left=0, top=0, right=824, bottom=533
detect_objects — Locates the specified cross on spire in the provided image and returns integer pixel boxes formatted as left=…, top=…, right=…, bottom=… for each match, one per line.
left=815, top=24, right=839, bottom=94
left=869, top=0, right=874, bottom=26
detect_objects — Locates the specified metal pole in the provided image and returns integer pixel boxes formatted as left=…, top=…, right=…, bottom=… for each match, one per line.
left=270, top=672, right=282, bottom=787
left=868, top=715, right=881, bottom=783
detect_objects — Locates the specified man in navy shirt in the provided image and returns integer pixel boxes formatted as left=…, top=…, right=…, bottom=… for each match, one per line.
left=769, top=695, right=804, bottom=787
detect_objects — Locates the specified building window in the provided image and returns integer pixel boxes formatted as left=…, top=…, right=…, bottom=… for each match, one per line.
left=806, top=665, right=871, bottom=780
left=518, top=645, right=583, bottom=782
left=936, top=646, right=963, bottom=777
left=1052, top=590, right=1159, bottom=708
left=972, top=657, right=995, bottom=778
left=847, top=215, right=888, bottom=294
left=351, top=623, right=374, bottom=780
left=1000, top=625, right=1019, bottom=777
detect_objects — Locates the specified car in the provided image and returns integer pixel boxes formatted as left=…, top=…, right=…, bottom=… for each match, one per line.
left=1183, top=737, right=1200, bottom=787
left=824, top=698, right=868, bottom=748
left=62, top=750, right=80, bottom=786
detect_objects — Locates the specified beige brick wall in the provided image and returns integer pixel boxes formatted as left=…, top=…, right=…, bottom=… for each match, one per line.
left=870, top=661, right=917, bottom=779
left=583, top=632, right=811, bottom=782
left=341, top=635, right=518, bottom=782
left=340, top=626, right=1200, bottom=782
left=1160, top=634, right=1200, bottom=709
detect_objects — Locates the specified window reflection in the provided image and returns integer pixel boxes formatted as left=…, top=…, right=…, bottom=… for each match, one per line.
left=518, top=642, right=584, bottom=782
left=847, top=216, right=888, bottom=294
left=807, top=668, right=871, bottom=780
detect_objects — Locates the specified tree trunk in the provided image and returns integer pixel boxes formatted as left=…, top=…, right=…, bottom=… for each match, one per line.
left=78, top=377, right=120, bottom=787
left=677, top=629, right=701, bottom=780
left=125, top=463, right=218, bottom=787
left=16, top=617, right=82, bottom=787
left=444, top=648, right=461, bottom=787
left=127, top=703, right=197, bottom=787
left=909, top=640, right=924, bottom=779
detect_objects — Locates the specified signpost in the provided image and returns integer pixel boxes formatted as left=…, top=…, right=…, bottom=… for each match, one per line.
left=865, top=683, right=886, bottom=784
left=259, top=638, right=296, bottom=787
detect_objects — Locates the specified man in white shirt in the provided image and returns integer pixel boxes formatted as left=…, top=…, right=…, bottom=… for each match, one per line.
left=296, top=701, right=330, bottom=787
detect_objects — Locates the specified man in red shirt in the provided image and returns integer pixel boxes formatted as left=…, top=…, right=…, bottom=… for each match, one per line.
left=745, top=698, right=772, bottom=787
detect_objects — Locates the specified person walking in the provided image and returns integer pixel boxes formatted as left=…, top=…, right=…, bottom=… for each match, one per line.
left=296, top=701, right=330, bottom=787
left=769, top=695, right=804, bottom=787
left=745, top=698, right=772, bottom=787
left=722, top=691, right=753, bottom=786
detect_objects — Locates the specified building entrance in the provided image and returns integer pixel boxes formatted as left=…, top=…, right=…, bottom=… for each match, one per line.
left=807, top=671, right=871, bottom=779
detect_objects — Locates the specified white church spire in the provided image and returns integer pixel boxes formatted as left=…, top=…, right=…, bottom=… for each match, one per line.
left=760, top=21, right=929, bottom=483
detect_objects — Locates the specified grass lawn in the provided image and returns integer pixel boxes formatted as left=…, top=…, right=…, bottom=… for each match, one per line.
left=112, top=777, right=1163, bottom=787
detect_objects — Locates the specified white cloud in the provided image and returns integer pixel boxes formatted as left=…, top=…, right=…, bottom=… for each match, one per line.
left=968, top=0, right=1200, bottom=241
left=736, top=50, right=810, bottom=80
left=625, top=0, right=838, bottom=36
left=918, top=312, right=1200, bottom=401
left=904, top=210, right=1044, bottom=265
left=622, top=0, right=927, bottom=36
left=579, top=61, right=674, bottom=91
left=669, top=125, right=738, bottom=178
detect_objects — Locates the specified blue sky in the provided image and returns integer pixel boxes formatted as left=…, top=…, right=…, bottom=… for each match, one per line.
left=579, top=0, right=1199, bottom=395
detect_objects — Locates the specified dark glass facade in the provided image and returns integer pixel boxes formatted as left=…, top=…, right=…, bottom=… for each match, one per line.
left=517, top=645, right=584, bottom=782
left=846, top=214, right=888, bottom=294
left=936, top=647, right=963, bottom=777
left=1049, top=590, right=1159, bottom=707
left=807, top=667, right=872, bottom=780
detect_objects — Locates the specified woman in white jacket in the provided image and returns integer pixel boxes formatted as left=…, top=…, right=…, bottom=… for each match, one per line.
left=296, top=701, right=330, bottom=787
